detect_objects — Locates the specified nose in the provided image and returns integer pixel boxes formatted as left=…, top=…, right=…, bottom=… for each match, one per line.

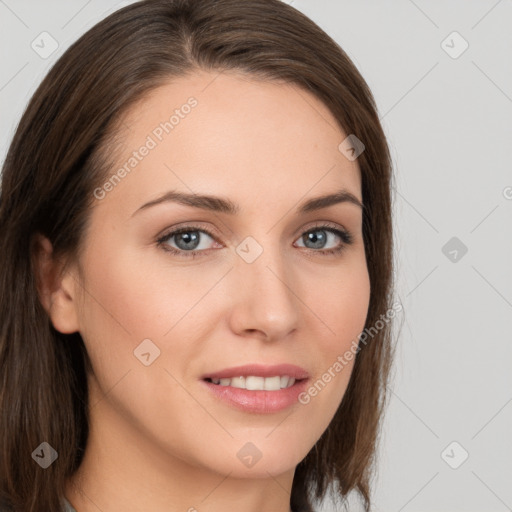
left=227, top=243, right=301, bottom=341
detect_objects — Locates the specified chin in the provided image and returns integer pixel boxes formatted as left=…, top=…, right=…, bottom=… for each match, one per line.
left=196, top=437, right=309, bottom=479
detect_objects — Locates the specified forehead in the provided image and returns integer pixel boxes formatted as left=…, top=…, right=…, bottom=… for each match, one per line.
left=98, top=70, right=362, bottom=215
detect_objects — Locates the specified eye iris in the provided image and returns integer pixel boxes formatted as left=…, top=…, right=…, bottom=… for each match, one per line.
left=304, top=230, right=326, bottom=249
left=175, top=231, right=200, bottom=250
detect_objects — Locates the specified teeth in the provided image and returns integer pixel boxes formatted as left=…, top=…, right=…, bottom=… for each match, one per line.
left=263, top=376, right=281, bottom=390
left=230, top=376, right=246, bottom=389
left=209, top=375, right=297, bottom=390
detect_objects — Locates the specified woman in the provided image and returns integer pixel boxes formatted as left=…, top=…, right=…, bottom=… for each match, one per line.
left=0, top=1, right=396, bottom=511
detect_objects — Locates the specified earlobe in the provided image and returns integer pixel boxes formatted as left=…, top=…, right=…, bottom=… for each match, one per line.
left=31, top=233, right=80, bottom=334
left=48, top=287, right=81, bottom=334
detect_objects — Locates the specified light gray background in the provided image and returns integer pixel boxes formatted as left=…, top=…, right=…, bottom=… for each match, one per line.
left=1, top=1, right=511, bottom=511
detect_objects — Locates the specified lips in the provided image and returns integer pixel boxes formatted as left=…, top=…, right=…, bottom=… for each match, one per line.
left=201, top=363, right=310, bottom=381
left=200, top=373, right=310, bottom=413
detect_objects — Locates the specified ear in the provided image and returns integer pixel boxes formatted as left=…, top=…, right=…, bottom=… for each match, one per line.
left=31, top=233, right=80, bottom=334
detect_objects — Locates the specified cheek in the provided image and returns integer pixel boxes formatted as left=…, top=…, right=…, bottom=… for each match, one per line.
left=78, top=241, right=212, bottom=342
left=301, top=258, right=370, bottom=400
left=75, top=239, right=225, bottom=411
left=309, top=258, right=371, bottom=350
left=74, top=244, right=219, bottom=457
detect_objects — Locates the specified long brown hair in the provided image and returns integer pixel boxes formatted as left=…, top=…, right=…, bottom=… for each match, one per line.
left=0, top=1, right=396, bottom=510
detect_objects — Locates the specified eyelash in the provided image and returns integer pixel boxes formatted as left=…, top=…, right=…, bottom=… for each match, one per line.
left=156, top=222, right=354, bottom=259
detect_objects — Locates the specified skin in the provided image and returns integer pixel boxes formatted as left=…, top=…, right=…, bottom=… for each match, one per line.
left=34, top=70, right=370, bottom=512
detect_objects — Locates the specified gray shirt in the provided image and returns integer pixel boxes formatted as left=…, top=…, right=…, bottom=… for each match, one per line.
left=62, top=497, right=77, bottom=512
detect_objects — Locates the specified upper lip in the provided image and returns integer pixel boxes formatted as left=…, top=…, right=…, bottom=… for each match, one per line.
left=202, top=364, right=310, bottom=380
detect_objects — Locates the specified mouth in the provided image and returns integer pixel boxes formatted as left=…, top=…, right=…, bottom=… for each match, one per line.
left=200, top=364, right=310, bottom=413
left=200, top=373, right=310, bottom=413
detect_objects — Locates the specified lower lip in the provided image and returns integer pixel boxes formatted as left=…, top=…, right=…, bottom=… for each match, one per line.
left=200, top=378, right=310, bottom=414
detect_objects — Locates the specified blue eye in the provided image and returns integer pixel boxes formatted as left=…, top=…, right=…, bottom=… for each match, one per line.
left=156, top=223, right=353, bottom=259
left=160, top=228, right=214, bottom=252
left=295, top=226, right=353, bottom=254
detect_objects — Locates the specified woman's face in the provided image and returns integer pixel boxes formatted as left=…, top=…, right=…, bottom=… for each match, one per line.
left=65, top=70, right=370, bottom=481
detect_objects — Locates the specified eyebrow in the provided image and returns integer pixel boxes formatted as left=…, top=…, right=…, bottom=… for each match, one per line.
left=131, top=188, right=364, bottom=217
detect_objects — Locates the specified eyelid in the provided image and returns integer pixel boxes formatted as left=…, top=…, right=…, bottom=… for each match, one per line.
left=157, top=220, right=220, bottom=240
left=299, top=220, right=349, bottom=236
